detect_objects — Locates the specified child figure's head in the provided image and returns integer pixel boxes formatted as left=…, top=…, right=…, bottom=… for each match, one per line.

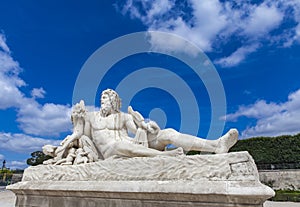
left=68, top=148, right=76, bottom=154
left=76, top=148, right=84, bottom=154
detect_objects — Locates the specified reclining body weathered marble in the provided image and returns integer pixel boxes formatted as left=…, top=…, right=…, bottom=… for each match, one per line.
left=43, top=89, right=238, bottom=165
left=8, top=89, right=275, bottom=207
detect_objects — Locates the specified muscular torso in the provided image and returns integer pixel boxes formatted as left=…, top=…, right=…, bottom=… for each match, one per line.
left=85, top=112, right=134, bottom=153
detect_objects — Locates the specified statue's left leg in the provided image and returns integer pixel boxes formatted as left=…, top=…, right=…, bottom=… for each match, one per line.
left=103, top=141, right=184, bottom=159
left=155, top=128, right=238, bottom=153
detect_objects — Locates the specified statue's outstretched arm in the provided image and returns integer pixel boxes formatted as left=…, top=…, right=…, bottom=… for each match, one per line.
left=128, top=106, right=160, bottom=134
left=127, top=106, right=155, bottom=147
left=128, top=106, right=148, bottom=130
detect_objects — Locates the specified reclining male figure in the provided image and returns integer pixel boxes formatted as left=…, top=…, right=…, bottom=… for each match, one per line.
left=59, top=89, right=238, bottom=160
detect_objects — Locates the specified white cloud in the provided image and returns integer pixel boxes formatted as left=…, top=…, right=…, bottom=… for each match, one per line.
left=8, top=160, right=28, bottom=170
left=0, top=33, right=80, bottom=168
left=241, top=3, right=284, bottom=37
left=147, top=0, right=228, bottom=52
left=0, top=32, right=72, bottom=137
left=187, top=0, right=227, bottom=51
left=120, top=0, right=300, bottom=66
left=224, top=89, right=300, bottom=138
left=0, top=132, right=61, bottom=154
left=0, top=48, right=25, bottom=109
left=214, top=44, right=259, bottom=67
left=280, top=0, right=300, bottom=44
left=17, top=101, right=72, bottom=137
left=0, top=33, right=10, bottom=53
left=147, top=31, right=200, bottom=57
left=0, top=32, right=73, bottom=165
left=146, top=0, right=174, bottom=21
left=0, top=36, right=26, bottom=110
left=121, top=0, right=175, bottom=24
left=31, top=87, right=46, bottom=99
left=0, top=72, right=25, bottom=109
left=223, top=100, right=283, bottom=121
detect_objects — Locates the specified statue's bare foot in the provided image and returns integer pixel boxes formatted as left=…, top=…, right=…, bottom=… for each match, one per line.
left=164, top=147, right=184, bottom=156
left=215, top=129, right=238, bottom=154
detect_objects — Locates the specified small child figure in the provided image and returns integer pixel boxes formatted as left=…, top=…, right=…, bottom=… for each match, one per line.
left=53, top=148, right=76, bottom=165
left=74, top=148, right=88, bottom=165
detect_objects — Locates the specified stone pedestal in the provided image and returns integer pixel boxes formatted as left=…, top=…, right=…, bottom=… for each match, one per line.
left=7, top=151, right=275, bottom=207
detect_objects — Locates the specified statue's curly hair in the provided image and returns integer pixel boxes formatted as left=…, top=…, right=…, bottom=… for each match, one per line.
left=101, top=89, right=121, bottom=112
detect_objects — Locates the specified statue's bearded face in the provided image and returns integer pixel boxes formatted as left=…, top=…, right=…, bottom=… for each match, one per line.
left=100, top=89, right=121, bottom=116
left=101, top=93, right=111, bottom=108
left=100, top=93, right=113, bottom=116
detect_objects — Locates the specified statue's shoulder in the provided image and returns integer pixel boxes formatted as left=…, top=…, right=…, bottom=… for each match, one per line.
left=119, top=111, right=133, bottom=120
left=85, top=111, right=97, bottom=121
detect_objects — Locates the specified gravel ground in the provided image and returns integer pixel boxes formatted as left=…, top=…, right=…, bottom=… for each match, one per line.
left=0, top=188, right=299, bottom=207
left=264, top=201, right=300, bottom=207
left=0, top=189, right=16, bottom=207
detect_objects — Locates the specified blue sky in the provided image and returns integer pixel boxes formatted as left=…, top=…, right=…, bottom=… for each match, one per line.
left=0, top=0, right=300, bottom=169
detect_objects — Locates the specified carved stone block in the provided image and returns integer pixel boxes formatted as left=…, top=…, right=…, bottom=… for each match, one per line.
left=7, top=151, right=274, bottom=207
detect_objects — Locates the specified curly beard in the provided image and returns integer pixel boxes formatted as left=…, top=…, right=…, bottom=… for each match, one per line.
left=100, top=106, right=110, bottom=117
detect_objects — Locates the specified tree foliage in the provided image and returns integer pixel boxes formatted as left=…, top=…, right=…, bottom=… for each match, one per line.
left=26, top=151, right=52, bottom=166
left=0, top=169, right=13, bottom=186
left=229, top=133, right=300, bottom=165
left=188, top=133, right=300, bottom=169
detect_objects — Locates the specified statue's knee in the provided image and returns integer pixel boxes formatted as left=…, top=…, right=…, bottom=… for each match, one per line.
left=164, top=128, right=179, bottom=136
left=158, top=128, right=179, bottom=143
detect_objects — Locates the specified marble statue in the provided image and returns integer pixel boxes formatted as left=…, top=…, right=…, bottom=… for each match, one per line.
left=9, top=89, right=275, bottom=207
left=43, top=89, right=238, bottom=165
left=7, top=89, right=275, bottom=207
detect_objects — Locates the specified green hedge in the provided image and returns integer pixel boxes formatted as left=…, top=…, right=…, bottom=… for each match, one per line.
left=188, top=133, right=300, bottom=168
left=271, top=190, right=300, bottom=202
left=229, top=133, right=300, bottom=165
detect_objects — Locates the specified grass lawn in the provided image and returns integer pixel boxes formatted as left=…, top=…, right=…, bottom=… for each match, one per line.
left=270, top=190, right=300, bottom=202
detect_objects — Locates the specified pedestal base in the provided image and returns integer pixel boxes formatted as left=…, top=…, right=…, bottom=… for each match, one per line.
left=7, top=152, right=275, bottom=207
left=8, top=180, right=273, bottom=207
